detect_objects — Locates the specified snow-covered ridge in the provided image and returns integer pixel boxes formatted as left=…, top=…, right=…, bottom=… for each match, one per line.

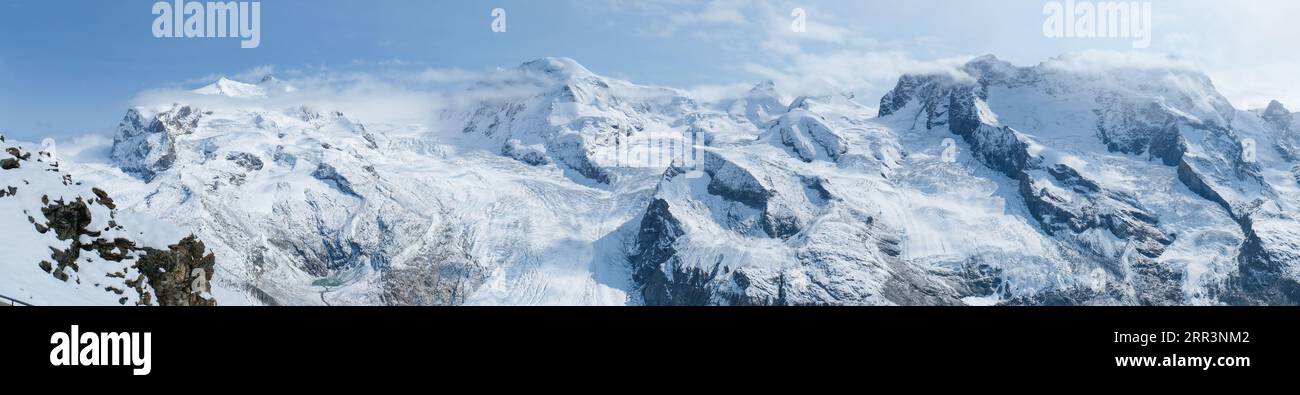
left=192, top=75, right=296, bottom=98
left=11, top=54, right=1299, bottom=306
left=871, top=54, right=1300, bottom=304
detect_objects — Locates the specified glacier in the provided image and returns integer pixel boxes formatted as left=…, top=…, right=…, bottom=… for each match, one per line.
left=5, top=54, right=1299, bottom=306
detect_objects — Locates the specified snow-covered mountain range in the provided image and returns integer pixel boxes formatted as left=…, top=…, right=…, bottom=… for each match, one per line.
left=4, top=54, right=1298, bottom=305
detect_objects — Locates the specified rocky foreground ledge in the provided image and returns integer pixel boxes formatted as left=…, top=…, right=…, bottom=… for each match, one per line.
left=0, top=133, right=217, bottom=306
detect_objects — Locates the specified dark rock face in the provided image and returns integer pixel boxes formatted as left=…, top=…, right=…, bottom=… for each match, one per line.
left=1146, top=122, right=1186, bottom=166
left=919, top=70, right=1175, bottom=262
left=378, top=220, right=486, bottom=306
left=272, top=146, right=297, bottom=167
left=311, top=163, right=360, bottom=197
left=630, top=195, right=758, bottom=306
left=630, top=198, right=689, bottom=305
left=1096, top=100, right=1177, bottom=157
left=135, top=236, right=218, bottom=306
left=111, top=106, right=206, bottom=182
left=702, top=152, right=770, bottom=210
left=26, top=175, right=218, bottom=305
left=41, top=198, right=93, bottom=242
left=879, top=73, right=969, bottom=121
left=225, top=152, right=264, bottom=171
left=0, top=158, right=18, bottom=170
left=91, top=187, right=116, bottom=209
left=1177, top=159, right=1231, bottom=212
left=549, top=135, right=612, bottom=184
left=1261, top=100, right=1291, bottom=132
left=38, top=199, right=94, bottom=282
left=631, top=171, right=851, bottom=305
left=700, top=153, right=809, bottom=240
left=768, top=101, right=848, bottom=163
left=5, top=146, right=31, bottom=161
left=500, top=139, right=550, bottom=166
left=870, top=56, right=1272, bottom=305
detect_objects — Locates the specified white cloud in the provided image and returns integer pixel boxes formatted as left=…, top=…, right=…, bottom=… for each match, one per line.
left=684, top=82, right=755, bottom=102
left=1209, top=62, right=1300, bottom=110
left=593, top=0, right=923, bottom=100
left=741, top=50, right=973, bottom=101
left=1155, top=0, right=1300, bottom=109
left=604, top=0, right=749, bottom=37
left=136, top=69, right=451, bottom=129
left=689, top=0, right=748, bottom=25
left=1040, top=50, right=1197, bottom=73
left=592, top=0, right=1300, bottom=111
left=232, top=65, right=276, bottom=82
left=179, top=64, right=277, bottom=86
left=410, top=68, right=482, bottom=84
left=55, top=133, right=114, bottom=163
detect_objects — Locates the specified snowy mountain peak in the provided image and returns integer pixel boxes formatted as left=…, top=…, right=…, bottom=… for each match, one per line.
left=256, top=75, right=297, bottom=94
left=194, top=77, right=267, bottom=98
left=788, top=95, right=812, bottom=111
left=962, top=54, right=1020, bottom=82
left=737, top=80, right=783, bottom=118
left=749, top=80, right=777, bottom=96
left=518, top=57, right=596, bottom=81
left=1261, top=100, right=1294, bottom=132
left=191, top=76, right=294, bottom=97
left=1264, top=99, right=1290, bottom=117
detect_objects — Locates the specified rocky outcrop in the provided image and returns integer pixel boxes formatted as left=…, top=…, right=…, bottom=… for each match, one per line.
left=500, top=139, right=550, bottom=166
left=225, top=152, right=264, bottom=171
left=378, top=219, right=487, bottom=306
left=311, top=163, right=361, bottom=197
left=1, top=145, right=23, bottom=169
left=3, top=136, right=218, bottom=305
left=741, top=80, right=785, bottom=126
left=630, top=198, right=689, bottom=305
left=884, top=60, right=1175, bottom=263
left=1261, top=100, right=1292, bottom=132
left=766, top=97, right=848, bottom=163
left=874, top=54, right=1300, bottom=305
left=702, top=152, right=770, bottom=209
left=35, top=194, right=218, bottom=306
left=135, top=236, right=218, bottom=306
left=111, top=105, right=207, bottom=181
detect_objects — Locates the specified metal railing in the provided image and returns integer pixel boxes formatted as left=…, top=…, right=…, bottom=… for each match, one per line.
left=0, top=293, right=33, bottom=306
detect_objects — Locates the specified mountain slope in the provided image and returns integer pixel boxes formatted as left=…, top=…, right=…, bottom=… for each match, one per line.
left=80, top=61, right=690, bottom=305
left=36, top=54, right=1300, bottom=306
left=630, top=54, right=1300, bottom=305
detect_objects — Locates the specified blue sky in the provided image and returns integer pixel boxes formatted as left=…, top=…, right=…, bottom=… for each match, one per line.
left=1, top=0, right=1297, bottom=140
